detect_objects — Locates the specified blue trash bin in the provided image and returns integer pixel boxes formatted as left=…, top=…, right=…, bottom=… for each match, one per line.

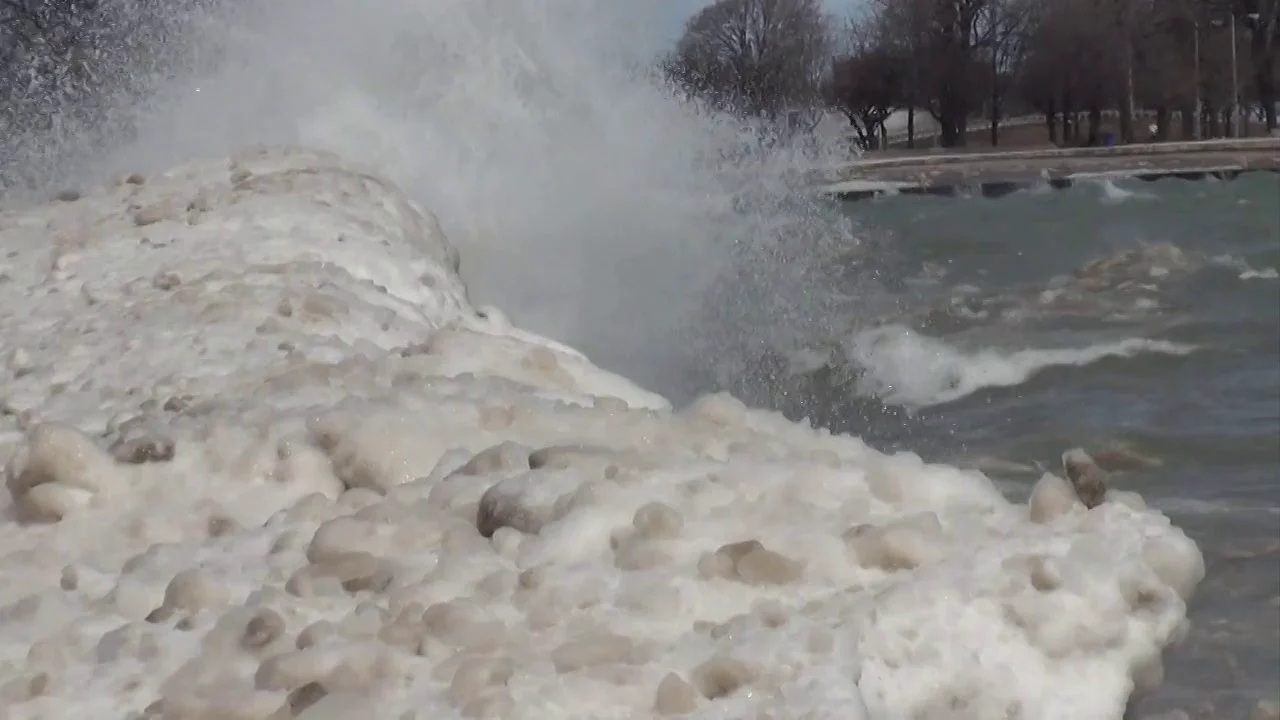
left=1101, top=132, right=1116, bottom=147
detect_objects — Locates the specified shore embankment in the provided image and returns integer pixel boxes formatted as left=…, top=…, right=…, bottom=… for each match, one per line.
left=819, top=138, right=1280, bottom=200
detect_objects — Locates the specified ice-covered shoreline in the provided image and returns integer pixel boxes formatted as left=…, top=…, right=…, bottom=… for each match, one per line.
left=0, top=148, right=1204, bottom=719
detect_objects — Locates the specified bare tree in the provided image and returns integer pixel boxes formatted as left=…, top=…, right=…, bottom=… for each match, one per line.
left=1242, top=0, right=1278, bottom=130
left=1005, top=0, right=1269, bottom=143
left=979, top=0, right=1033, bottom=145
left=664, top=0, right=832, bottom=123
left=863, top=0, right=932, bottom=146
left=661, top=0, right=1277, bottom=148
left=1129, top=0, right=1214, bottom=141
left=824, top=32, right=901, bottom=149
left=867, top=0, right=992, bottom=147
left=1098, top=0, right=1146, bottom=142
left=1013, top=0, right=1126, bottom=145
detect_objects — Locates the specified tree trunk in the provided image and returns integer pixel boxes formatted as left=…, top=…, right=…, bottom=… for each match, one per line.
left=905, top=63, right=918, bottom=149
left=940, top=118, right=961, bottom=148
left=1062, top=91, right=1074, bottom=145
left=1155, top=107, right=1170, bottom=141
left=1119, top=104, right=1133, bottom=144
left=990, top=49, right=1000, bottom=147
left=1122, top=29, right=1136, bottom=144
left=1208, top=106, right=1221, bottom=137
left=1251, top=6, right=1279, bottom=132
left=1180, top=103, right=1195, bottom=140
left=1258, top=60, right=1278, bottom=131
left=1087, top=107, right=1102, bottom=145
left=1045, top=106, right=1058, bottom=146
left=852, top=121, right=873, bottom=151
left=938, top=89, right=965, bottom=148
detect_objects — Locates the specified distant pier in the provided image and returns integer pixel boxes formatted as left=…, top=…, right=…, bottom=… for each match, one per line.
left=817, top=138, right=1280, bottom=201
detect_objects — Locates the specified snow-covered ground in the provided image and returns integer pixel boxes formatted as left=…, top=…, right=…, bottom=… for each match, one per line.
left=0, top=147, right=1203, bottom=719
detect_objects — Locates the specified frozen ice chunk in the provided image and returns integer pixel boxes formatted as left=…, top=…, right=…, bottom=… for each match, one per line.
left=475, top=469, right=584, bottom=538
left=844, top=512, right=947, bottom=571
left=5, top=423, right=119, bottom=522
left=1062, top=448, right=1108, bottom=509
left=453, top=441, right=531, bottom=477
left=0, top=148, right=1206, bottom=720
left=106, top=415, right=177, bottom=464
left=318, top=409, right=450, bottom=493
left=1028, top=472, right=1082, bottom=523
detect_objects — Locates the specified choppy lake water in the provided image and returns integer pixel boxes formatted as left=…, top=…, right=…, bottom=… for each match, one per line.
left=790, top=173, right=1280, bottom=718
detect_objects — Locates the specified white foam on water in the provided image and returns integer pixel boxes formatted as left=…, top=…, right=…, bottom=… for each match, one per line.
left=0, top=148, right=1206, bottom=720
left=1210, top=255, right=1280, bottom=281
left=846, top=324, right=1196, bottom=407
left=1095, top=180, right=1155, bottom=205
left=1239, top=267, right=1280, bottom=280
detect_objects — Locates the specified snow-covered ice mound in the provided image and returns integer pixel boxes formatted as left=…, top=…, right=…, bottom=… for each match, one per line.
left=0, top=147, right=1204, bottom=720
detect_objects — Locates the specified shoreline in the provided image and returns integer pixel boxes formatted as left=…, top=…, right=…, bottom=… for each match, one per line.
left=818, top=138, right=1280, bottom=201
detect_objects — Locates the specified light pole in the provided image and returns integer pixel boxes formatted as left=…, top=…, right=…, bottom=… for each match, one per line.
left=1123, top=1, right=1139, bottom=142
left=1243, top=11, right=1264, bottom=134
left=1207, top=1, right=1242, bottom=138
left=1229, top=10, right=1240, bottom=137
left=1193, top=18, right=1202, bottom=139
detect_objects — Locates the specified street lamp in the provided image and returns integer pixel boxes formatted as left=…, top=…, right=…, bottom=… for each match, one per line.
left=1205, top=0, right=1248, bottom=137
left=1193, top=17, right=1201, bottom=139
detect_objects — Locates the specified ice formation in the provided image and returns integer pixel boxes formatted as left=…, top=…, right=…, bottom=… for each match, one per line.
left=0, top=148, right=1205, bottom=719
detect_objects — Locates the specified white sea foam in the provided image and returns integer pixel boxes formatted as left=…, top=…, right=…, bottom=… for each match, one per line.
left=0, top=149, right=1205, bottom=719
left=1096, top=180, right=1155, bottom=204
left=1210, top=254, right=1280, bottom=281
left=846, top=324, right=1196, bottom=407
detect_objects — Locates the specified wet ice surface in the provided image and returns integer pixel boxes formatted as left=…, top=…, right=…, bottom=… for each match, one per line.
left=0, top=148, right=1208, bottom=719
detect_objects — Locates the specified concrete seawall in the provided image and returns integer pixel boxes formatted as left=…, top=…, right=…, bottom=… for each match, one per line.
left=818, top=138, right=1280, bottom=201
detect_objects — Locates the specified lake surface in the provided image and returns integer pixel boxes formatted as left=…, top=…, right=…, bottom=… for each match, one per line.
left=779, top=173, right=1280, bottom=718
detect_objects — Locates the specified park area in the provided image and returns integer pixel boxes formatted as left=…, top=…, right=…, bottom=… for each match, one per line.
left=875, top=111, right=1280, bottom=153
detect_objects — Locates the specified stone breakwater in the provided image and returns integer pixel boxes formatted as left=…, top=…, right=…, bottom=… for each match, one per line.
left=820, top=138, right=1280, bottom=200
left=0, top=147, right=1205, bottom=719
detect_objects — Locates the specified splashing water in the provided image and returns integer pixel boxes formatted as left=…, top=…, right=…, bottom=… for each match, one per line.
left=0, top=8, right=1220, bottom=717
left=12, top=0, right=865, bottom=402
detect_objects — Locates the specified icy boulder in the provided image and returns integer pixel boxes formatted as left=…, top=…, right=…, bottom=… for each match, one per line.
left=0, top=147, right=1202, bottom=720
